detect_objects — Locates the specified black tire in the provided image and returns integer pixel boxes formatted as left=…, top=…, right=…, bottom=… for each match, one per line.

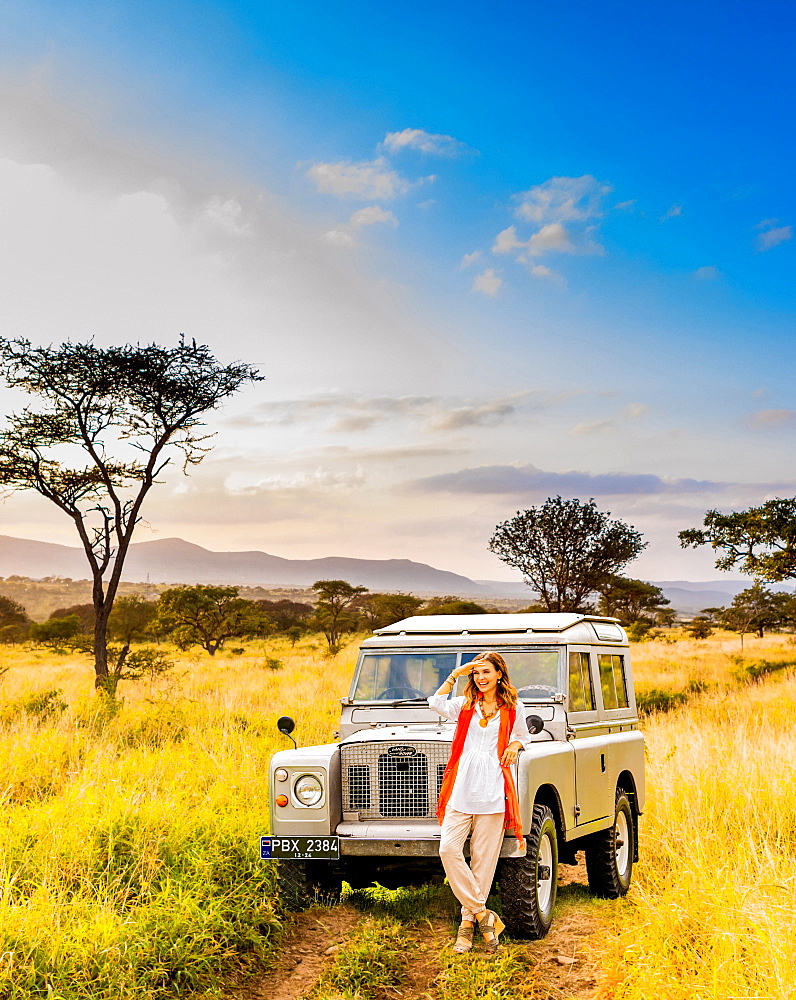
left=584, top=788, right=635, bottom=899
left=498, top=803, right=558, bottom=939
left=277, top=860, right=313, bottom=911
left=278, top=860, right=343, bottom=910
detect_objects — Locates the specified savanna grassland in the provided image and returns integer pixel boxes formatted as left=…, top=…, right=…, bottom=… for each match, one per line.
left=1, top=630, right=796, bottom=999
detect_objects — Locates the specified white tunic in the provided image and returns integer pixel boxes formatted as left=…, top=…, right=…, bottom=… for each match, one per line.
left=427, top=695, right=534, bottom=814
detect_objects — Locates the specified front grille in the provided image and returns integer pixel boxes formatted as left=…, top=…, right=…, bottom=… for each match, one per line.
left=341, top=741, right=451, bottom=820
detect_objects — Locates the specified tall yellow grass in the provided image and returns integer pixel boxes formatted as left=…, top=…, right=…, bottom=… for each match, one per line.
left=2, top=630, right=795, bottom=998
left=0, top=637, right=356, bottom=999
left=596, top=663, right=796, bottom=999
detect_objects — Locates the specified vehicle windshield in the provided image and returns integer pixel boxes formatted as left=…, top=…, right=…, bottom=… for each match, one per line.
left=351, top=648, right=561, bottom=702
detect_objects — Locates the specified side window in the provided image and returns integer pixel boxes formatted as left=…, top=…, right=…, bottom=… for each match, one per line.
left=568, top=652, right=595, bottom=712
left=597, top=654, right=629, bottom=710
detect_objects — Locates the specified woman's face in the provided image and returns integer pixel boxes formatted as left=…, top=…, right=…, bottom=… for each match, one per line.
left=470, top=661, right=501, bottom=697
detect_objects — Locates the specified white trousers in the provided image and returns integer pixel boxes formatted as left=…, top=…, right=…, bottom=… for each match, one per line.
left=439, top=808, right=505, bottom=920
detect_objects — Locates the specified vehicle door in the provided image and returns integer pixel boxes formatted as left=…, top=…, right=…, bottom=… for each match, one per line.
left=567, top=648, right=613, bottom=827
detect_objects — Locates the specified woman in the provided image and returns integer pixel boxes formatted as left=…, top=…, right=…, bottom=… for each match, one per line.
left=428, top=651, right=532, bottom=953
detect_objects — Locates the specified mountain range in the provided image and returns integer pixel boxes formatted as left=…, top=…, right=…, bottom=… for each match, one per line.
left=0, top=533, right=789, bottom=613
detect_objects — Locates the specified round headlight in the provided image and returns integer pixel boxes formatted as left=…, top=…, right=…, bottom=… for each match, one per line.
left=294, top=774, right=323, bottom=806
left=274, top=767, right=288, bottom=782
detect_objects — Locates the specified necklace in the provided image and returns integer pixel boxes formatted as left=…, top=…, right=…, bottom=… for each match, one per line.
left=479, top=703, right=498, bottom=728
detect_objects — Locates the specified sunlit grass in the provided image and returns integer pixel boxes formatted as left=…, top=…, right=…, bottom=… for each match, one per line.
left=594, top=655, right=796, bottom=999
left=2, top=629, right=795, bottom=997
left=0, top=634, right=357, bottom=999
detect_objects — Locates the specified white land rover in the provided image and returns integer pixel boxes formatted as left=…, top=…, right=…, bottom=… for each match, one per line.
left=262, top=612, right=644, bottom=938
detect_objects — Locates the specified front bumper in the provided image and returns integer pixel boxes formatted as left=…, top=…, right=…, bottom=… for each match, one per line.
left=336, top=821, right=526, bottom=858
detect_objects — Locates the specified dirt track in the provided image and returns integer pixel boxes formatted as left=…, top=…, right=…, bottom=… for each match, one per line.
left=237, top=861, right=602, bottom=1000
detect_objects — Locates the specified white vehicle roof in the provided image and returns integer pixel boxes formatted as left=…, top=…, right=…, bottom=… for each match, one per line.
left=373, top=612, right=620, bottom=635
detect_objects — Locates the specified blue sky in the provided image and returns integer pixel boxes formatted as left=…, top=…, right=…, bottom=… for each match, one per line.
left=0, top=0, right=793, bottom=582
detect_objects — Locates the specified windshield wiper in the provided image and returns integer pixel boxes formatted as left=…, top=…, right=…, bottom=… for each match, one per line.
left=391, top=698, right=430, bottom=705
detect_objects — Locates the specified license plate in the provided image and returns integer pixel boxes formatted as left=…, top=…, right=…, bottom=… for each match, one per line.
left=260, top=836, right=340, bottom=860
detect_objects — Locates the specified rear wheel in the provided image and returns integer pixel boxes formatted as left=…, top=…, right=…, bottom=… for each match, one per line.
left=498, top=803, right=558, bottom=939
left=584, top=788, right=634, bottom=898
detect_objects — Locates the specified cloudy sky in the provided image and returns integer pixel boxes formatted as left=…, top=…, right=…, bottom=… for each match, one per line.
left=0, top=0, right=793, bottom=583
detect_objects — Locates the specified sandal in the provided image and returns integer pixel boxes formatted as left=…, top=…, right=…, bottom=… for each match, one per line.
left=477, top=909, right=505, bottom=954
left=453, top=921, right=475, bottom=953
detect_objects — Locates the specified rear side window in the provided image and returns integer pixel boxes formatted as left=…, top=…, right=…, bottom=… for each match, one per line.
left=598, top=654, right=629, bottom=710
left=568, top=652, right=595, bottom=712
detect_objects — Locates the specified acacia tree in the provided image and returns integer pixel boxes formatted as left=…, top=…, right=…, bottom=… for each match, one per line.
left=679, top=499, right=796, bottom=580
left=311, top=579, right=367, bottom=653
left=0, top=338, right=260, bottom=691
left=597, top=575, right=672, bottom=625
left=489, top=497, right=646, bottom=612
left=154, top=585, right=271, bottom=656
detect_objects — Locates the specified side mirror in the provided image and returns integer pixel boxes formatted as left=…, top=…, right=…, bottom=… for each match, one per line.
left=526, top=714, right=544, bottom=735
left=277, top=715, right=297, bottom=748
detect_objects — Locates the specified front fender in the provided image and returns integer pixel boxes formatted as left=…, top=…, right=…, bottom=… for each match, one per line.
left=516, top=742, right=576, bottom=834
left=269, top=744, right=341, bottom=837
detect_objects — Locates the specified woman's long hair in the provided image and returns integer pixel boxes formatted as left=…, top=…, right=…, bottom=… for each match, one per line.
left=463, top=650, right=518, bottom=707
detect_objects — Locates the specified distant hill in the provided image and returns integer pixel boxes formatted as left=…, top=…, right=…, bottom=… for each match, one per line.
left=0, top=534, right=491, bottom=595
left=0, top=534, right=790, bottom=612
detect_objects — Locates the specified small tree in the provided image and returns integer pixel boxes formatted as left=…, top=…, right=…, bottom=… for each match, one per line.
left=0, top=337, right=260, bottom=691
left=0, top=595, right=32, bottom=643
left=154, top=585, right=270, bottom=656
left=108, top=595, right=157, bottom=644
left=597, top=575, right=671, bottom=626
left=711, top=583, right=789, bottom=648
left=311, top=580, right=367, bottom=653
left=686, top=616, right=714, bottom=639
left=49, top=603, right=95, bottom=633
left=420, top=597, right=489, bottom=615
left=29, top=615, right=83, bottom=652
left=490, top=497, right=646, bottom=612
left=354, top=592, right=425, bottom=630
left=252, top=598, right=314, bottom=633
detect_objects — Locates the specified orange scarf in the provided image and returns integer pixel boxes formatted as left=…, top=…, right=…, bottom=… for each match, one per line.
left=436, top=697, right=525, bottom=846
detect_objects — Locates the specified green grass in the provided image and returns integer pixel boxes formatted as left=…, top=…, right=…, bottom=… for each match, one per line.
left=310, top=916, right=409, bottom=1000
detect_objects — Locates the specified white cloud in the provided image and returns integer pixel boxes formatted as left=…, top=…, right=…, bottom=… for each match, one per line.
left=460, top=250, right=482, bottom=268
left=472, top=268, right=502, bottom=296
left=322, top=205, right=398, bottom=248
left=615, top=199, right=636, bottom=211
left=660, top=204, right=682, bottom=221
left=306, top=157, right=412, bottom=200
left=526, top=222, right=574, bottom=256
left=514, top=175, right=612, bottom=225
left=382, top=128, right=468, bottom=156
left=692, top=265, right=721, bottom=280
left=489, top=175, right=611, bottom=278
left=756, top=224, right=792, bottom=251
left=570, top=419, right=615, bottom=435
left=749, top=409, right=796, bottom=428
left=349, top=205, right=398, bottom=228
left=529, top=264, right=565, bottom=286
left=492, top=226, right=523, bottom=254
left=322, top=228, right=356, bottom=247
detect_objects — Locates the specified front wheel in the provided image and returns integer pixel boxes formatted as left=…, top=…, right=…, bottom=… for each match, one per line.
left=498, top=803, right=558, bottom=939
left=277, top=860, right=343, bottom=910
left=584, top=788, right=635, bottom=898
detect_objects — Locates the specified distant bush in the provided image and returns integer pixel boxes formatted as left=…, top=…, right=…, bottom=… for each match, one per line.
left=1, top=688, right=68, bottom=724
left=29, top=615, right=84, bottom=652
left=0, top=595, right=32, bottom=644
left=636, top=688, right=689, bottom=714
left=686, top=616, right=714, bottom=639
left=48, top=603, right=94, bottom=633
left=730, top=656, right=796, bottom=684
